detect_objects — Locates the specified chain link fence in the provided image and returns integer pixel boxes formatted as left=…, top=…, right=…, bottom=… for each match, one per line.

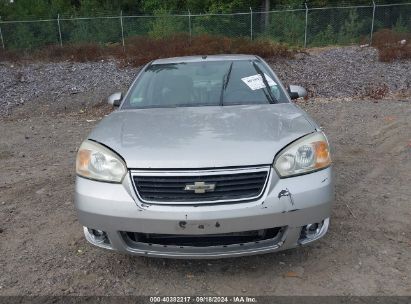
left=0, top=2, right=410, bottom=50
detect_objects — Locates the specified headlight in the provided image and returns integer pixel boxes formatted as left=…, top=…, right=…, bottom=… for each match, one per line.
left=76, top=140, right=127, bottom=183
left=274, top=132, right=331, bottom=177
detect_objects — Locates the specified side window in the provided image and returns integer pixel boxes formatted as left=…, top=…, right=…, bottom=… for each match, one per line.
left=129, top=80, right=146, bottom=106
left=270, top=85, right=281, bottom=101
left=129, top=72, right=155, bottom=106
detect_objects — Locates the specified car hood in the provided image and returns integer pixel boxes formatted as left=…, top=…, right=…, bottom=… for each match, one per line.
left=88, top=104, right=316, bottom=169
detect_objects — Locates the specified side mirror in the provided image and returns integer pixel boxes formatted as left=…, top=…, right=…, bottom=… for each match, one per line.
left=108, top=92, right=123, bottom=107
left=288, top=85, right=307, bottom=100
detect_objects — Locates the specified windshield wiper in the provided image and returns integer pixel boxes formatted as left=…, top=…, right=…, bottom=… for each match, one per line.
left=252, top=62, right=277, bottom=104
left=219, top=61, right=233, bottom=106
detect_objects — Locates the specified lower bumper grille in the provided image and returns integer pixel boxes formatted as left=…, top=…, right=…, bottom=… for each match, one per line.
left=131, top=167, right=270, bottom=204
left=122, top=227, right=284, bottom=248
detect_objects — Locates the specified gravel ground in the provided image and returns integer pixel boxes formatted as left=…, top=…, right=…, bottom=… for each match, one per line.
left=270, top=46, right=411, bottom=98
left=1, top=46, right=410, bottom=116
left=0, top=60, right=137, bottom=116
left=0, top=46, right=410, bottom=296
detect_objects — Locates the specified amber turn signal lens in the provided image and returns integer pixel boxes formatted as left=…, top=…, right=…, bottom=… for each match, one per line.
left=314, top=141, right=331, bottom=168
left=76, top=149, right=91, bottom=176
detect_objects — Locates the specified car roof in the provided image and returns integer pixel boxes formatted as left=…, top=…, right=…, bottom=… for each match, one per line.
left=152, top=54, right=258, bottom=64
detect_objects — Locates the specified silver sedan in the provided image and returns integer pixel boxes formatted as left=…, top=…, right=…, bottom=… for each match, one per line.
left=75, top=55, right=333, bottom=258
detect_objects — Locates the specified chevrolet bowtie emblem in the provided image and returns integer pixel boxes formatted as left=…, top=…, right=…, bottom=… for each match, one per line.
left=184, top=181, right=216, bottom=194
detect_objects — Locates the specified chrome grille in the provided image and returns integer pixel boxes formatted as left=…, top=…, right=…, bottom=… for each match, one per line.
left=131, top=167, right=270, bottom=204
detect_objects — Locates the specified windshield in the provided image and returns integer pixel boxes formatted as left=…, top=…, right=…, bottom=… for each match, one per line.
left=122, top=59, right=289, bottom=109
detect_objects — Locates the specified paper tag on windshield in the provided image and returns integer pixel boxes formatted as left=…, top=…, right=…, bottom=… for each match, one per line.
left=241, top=74, right=277, bottom=90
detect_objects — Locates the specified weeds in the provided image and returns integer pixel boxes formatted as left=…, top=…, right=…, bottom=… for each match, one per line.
left=372, top=29, right=411, bottom=62
left=0, top=34, right=294, bottom=67
left=364, top=83, right=389, bottom=100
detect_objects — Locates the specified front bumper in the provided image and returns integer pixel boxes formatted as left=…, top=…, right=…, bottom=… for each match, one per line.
left=75, top=167, right=333, bottom=259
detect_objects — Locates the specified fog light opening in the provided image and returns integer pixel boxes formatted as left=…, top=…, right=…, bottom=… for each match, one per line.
left=87, top=228, right=109, bottom=244
left=305, top=223, right=321, bottom=239
left=299, top=218, right=329, bottom=244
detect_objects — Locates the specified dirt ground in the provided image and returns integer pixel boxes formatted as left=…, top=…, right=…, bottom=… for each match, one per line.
left=0, top=94, right=410, bottom=296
